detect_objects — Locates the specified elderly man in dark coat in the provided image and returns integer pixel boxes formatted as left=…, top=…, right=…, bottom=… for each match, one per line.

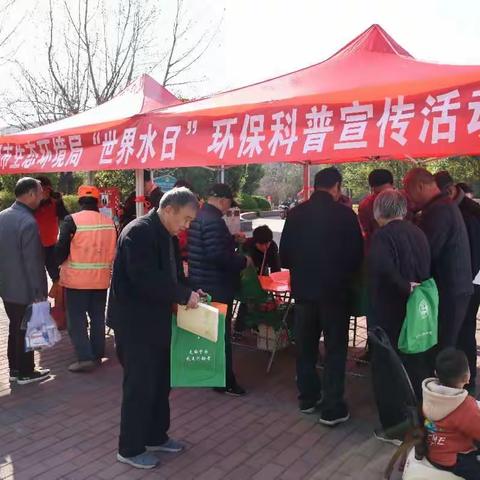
left=435, top=171, right=480, bottom=394
left=404, top=168, right=472, bottom=351
left=107, top=187, right=201, bottom=470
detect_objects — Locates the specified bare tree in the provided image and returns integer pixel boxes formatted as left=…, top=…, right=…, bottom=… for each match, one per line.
left=161, top=0, right=220, bottom=87
left=0, top=0, right=28, bottom=64
left=1, top=0, right=221, bottom=129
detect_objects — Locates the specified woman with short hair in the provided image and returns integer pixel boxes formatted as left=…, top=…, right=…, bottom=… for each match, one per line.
left=368, top=189, right=432, bottom=445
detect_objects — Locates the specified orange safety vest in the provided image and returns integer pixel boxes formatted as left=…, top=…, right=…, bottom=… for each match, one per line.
left=59, top=210, right=117, bottom=290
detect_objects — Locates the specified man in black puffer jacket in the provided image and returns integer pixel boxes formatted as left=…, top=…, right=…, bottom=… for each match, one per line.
left=188, top=184, right=252, bottom=396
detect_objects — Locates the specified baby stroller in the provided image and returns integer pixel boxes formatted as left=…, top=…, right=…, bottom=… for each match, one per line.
left=368, top=327, right=461, bottom=480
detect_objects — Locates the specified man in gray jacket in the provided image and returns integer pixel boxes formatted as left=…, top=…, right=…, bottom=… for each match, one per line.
left=0, top=177, right=50, bottom=385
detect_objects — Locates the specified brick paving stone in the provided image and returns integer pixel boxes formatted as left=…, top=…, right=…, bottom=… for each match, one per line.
left=245, top=448, right=278, bottom=468
left=251, top=463, right=285, bottom=480
left=278, top=456, right=316, bottom=480
left=180, top=452, right=223, bottom=476
left=96, top=461, right=133, bottom=479
left=195, top=466, right=226, bottom=480
left=224, top=464, right=258, bottom=480
left=274, top=445, right=305, bottom=467
left=217, top=451, right=250, bottom=472
left=58, top=459, right=110, bottom=480
left=268, top=431, right=300, bottom=452
left=245, top=433, right=275, bottom=454
left=337, top=454, right=371, bottom=475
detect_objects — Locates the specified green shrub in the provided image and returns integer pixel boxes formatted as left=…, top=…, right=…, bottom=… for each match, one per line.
left=0, top=191, right=15, bottom=211
left=238, top=194, right=258, bottom=211
left=252, top=195, right=271, bottom=211
left=62, top=195, right=81, bottom=213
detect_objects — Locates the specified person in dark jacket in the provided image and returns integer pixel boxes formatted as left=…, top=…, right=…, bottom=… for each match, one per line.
left=368, top=189, right=432, bottom=444
left=404, top=168, right=473, bottom=352
left=119, top=170, right=164, bottom=230
left=280, top=168, right=364, bottom=426
left=188, top=183, right=252, bottom=396
left=457, top=182, right=475, bottom=199
left=357, top=170, right=394, bottom=364
left=234, top=225, right=281, bottom=334
left=107, top=187, right=201, bottom=470
left=0, top=178, right=50, bottom=385
left=34, top=176, right=69, bottom=283
left=435, top=171, right=480, bottom=394
left=358, top=169, right=394, bottom=252
left=243, top=225, right=281, bottom=276
left=145, top=170, right=164, bottom=210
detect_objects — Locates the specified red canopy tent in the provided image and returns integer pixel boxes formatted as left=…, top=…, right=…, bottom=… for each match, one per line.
left=2, top=24, right=480, bottom=175
left=0, top=73, right=181, bottom=215
left=19, top=74, right=181, bottom=135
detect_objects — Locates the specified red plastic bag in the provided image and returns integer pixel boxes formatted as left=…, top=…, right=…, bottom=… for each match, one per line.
left=50, top=286, right=67, bottom=331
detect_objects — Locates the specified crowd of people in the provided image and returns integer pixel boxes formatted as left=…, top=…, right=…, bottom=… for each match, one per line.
left=280, top=166, right=480, bottom=478
left=0, top=166, right=480, bottom=476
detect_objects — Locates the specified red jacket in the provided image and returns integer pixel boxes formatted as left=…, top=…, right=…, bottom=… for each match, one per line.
left=423, top=378, right=480, bottom=467
left=34, top=199, right=59, bottom=247
left=177, top=229, right=188, bottom=260
left=358, top=193, right=378, bottom=252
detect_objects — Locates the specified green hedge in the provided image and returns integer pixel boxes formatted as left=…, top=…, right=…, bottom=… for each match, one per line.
left=62, top=195, right=81, bottom=213
left=252, top=195, right=271, bottom=211
left=0, top=191, right=15, bottom=211
left=238, top=194, right=258, bottom=211
left=0, top=192, right=81, bottom=214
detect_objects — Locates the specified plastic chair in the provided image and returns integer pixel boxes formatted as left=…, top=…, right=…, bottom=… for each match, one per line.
left=368, top=327, right=460, bottom=480
left=402, top=449, right=462, bottom=480
left=368, top=326, right=419, bottom=424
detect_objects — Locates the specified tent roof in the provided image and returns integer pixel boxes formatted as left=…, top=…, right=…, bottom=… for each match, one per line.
left=2, top=24, right=480, bottom=174
left=24, top=74, right=180, bottom=134
left=160, top=24, right=480, bottom=115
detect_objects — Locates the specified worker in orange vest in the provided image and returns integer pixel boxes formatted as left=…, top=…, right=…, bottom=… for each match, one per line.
left=55, top=185, right=117, bottom=373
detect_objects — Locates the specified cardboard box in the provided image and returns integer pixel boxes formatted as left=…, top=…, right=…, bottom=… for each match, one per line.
left=256, top=324, right=289, bottom=352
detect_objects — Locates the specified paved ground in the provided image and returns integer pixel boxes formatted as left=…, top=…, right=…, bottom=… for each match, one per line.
left=0, top=299, right=404, bottom=480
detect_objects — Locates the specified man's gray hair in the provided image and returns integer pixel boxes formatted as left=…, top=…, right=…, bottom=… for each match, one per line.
left=373, top=189, right=407, bottom=222
left=159, top=187, right=199, bottom=210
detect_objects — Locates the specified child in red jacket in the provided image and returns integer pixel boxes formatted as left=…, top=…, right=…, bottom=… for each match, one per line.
left=423, top=348, right=480, bottom=479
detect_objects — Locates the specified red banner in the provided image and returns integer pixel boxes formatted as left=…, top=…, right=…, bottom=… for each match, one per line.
left=1, top=83, right=480, bottom=173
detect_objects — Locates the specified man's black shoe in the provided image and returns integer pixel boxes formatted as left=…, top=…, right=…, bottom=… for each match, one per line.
left=299, top=398, right=322, bottom=414
left=213, top=384, right=246, bottom=397
left=17, top=369, right=50, bottom=385
left=318, top=405, right=350, bottom=427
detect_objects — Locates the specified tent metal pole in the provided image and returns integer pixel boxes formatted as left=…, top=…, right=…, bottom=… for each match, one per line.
left=135, top=169, right=145, bottom=218
left=220, top=165, right=225, bottom=183
left=303, top=162, right=311, bottom=201
left=86, top=171, right=95, bottom=184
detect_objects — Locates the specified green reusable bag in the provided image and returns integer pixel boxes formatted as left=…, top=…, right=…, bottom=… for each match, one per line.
left=398, top=278, right=439, bottom=354
left=170, top=300, right=226, bottom=388
left=236, top=265, right=269, bottom=303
